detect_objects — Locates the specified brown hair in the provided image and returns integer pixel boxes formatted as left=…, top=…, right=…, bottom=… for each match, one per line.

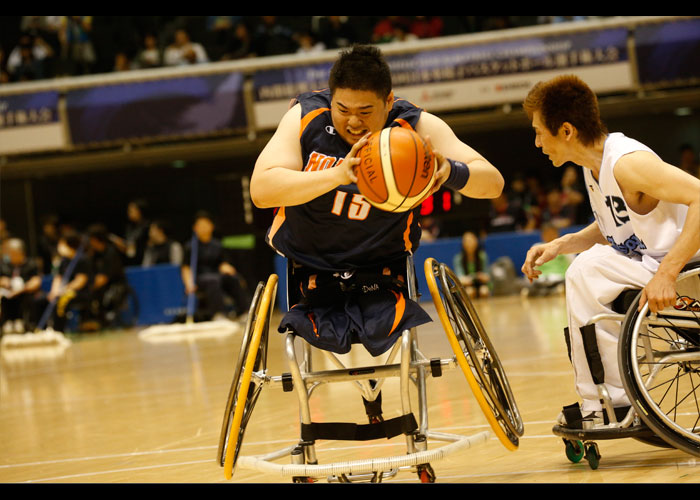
left=523, top=75, right=607, bottom=146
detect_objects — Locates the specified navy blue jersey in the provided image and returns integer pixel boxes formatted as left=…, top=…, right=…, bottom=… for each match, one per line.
left=266, top=89, right=424, bottom=272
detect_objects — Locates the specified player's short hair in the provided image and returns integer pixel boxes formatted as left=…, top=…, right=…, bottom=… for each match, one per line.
left=523, top=74, right=608, bottom=146
left=329, top=45, right=392, bottom=100
left=87, top=223, right=109, bottom=243
left=60, top=231, right=83, bottom=250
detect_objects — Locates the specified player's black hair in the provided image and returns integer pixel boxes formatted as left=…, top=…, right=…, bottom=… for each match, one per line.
left=328, top=45, right=392, bottom=99
left=87, top=223, right=109, bottom=243
left=193, top=210, right=214, bottom=225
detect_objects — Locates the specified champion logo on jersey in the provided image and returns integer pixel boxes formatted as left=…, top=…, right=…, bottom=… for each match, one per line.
left=325, top=125, right=336, bottom=135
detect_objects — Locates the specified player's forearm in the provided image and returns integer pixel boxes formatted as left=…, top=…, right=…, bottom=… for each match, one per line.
left=657, top=199, right=700, bottom=279
left=458, top=159, right=504, bottom=199
left=553, top=222, right=607, bottom=255
left=250, top=165, right=346, bottom=209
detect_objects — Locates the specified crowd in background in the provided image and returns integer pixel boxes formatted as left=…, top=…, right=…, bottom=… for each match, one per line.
left=0, top=202, right=250, bottom=335
left=0, top=16, right=604, bottom=84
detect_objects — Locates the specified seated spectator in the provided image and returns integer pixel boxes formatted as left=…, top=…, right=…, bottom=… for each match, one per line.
left=678, top=143, right=700, bottom=178
left=142, top=220, right=183, bottom=267
left=507, top=175, right=538, bottom=231
left=372, top=16, right=415, bottom=44
left=181, top=211, right=251, bottom=321
left=113, top=51, right=133, bottom=72
left=410, top=16, right=444, bottom=39
left=0, top=239, right=42, bottom=334
left=488, top=193, right=526, bottom=233
left=135, top=33, right=162, bottom=69
left=521, top=223, right=573, bottom=296
left=296, top=31, right=326, bottom=55
left=37, top=214, right=60, bottom=274
left=560, top=165, right=588, bottom=224
left=6, top=33, right=53, bottom=81
left=45, top=232, right=91, bottom=333
left=164, top=28, right=209, bottom=66
left=452, top=231, right=491, bottom=299
left=112, top=200, right=150, bottom=266
left=85, top=224, right=128, bottom=331
left=315, top=16, right=357, bottom=49
left=540, top=185, right=575, bottom=229
left=251, top=16, right=298, bottom=57
left=217, top=21, right=253, bottom=61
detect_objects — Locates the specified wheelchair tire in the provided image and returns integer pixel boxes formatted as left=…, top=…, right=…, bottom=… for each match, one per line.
left=425, top=258, right=524, bottom=451
left=618, top=266, right=700, bottom=458
left=218, top=274, right=278, bottom=479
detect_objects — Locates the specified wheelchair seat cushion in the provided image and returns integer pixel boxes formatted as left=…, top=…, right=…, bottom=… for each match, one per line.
left=279, top=263, right=432, bottom=357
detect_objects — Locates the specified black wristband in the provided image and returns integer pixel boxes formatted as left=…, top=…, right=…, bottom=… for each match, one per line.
left=444, top=159, right=470, bottom=191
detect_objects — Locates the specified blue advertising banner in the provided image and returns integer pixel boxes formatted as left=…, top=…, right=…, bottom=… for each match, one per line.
left=0, top=91, right=59, bottom=128
left=252, top=28, right=632, bottom=128
left=0, top=90, right=64, bottom=154
left=635, top=18, right=700, bottom=86
left=66, top=72, right=246, bottom=145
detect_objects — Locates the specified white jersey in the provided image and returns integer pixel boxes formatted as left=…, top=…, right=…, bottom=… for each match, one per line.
left=583, top=132, right=694, bottom=273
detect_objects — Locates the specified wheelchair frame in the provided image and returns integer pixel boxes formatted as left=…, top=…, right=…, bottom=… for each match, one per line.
left=217, top=256, right=523, bottom=483
left=553, top=262, right=700, bottom=469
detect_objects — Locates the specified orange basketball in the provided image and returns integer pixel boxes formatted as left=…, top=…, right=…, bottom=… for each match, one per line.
left=356, top=127, right=437, bottom=213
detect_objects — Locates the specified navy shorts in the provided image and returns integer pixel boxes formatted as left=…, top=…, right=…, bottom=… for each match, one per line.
left=278, top=262, right=432, bottom=357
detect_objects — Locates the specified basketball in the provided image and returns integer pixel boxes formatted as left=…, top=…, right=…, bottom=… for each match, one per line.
left=356, top=127, right=437, bottom=212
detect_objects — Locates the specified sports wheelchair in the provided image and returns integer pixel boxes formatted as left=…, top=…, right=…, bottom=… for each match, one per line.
left=553, top=261, right=700, bottom=469
left=216, top=257, right=523, bottom=483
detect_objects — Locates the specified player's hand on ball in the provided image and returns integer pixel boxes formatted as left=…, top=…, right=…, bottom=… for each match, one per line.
left=522, top=242, right=559, bottom=283
left=639, top=271, right=677, bottom=313
left=341, top=133, right=371, bottom=185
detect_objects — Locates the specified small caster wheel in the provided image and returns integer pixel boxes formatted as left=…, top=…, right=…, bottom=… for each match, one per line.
left=584, top=442, right=601, bottom=470
left=563, top=439, right=584, bottom=463
left=292, top=476, right=316, bottom=483
left=417, top=463, right=436, bottom=483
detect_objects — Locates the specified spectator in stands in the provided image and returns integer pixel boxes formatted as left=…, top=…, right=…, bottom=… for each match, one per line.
left=679, top=143, right=700, bottom=178
left=181, top=211, right=251, bottom=321
left=296, top=31, right=326, bottom=55
left=372, top=16, right=415, bottom=44
left=164, top=28, right=209, bottom=66
left=0, top=218, right=10, bottom=241
left=113, top=51, right=133, bottom=72
left=142, top=220, right=183, bottom=267
left=37, top=214, right=60, bottom=274
left=251, top=16, right=298, bottom=57
left=58, top=16, right=96, bottom=75
left=453, top=231, right=491, bottom=299
left=219, top=21, right=253, bottom=61
left=419, top=216, right=441, bottom=242
left=6, top=33, right=53, bottom=81
left=85, top=224, right=128, bottom=330
left=315, top=16, right=357, bottom=49
left=1, top=238, right=42, bottom=334
left=113, top=200, right=150, bottom=267
left=410, top=16, right=444, bottom=39
left=540, top=185, right=575, bottom=229
left=560, top=164, right=588, bottom=224
left=135, top=33, right=162, bottom=69
left=507, top=175, right=538, bottom=231
left=488, top=192, right=527, bottom=233
left=46, top=231, right=91, bottom=333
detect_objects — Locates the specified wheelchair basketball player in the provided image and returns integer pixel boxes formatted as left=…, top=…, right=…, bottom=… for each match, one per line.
left=520, top=74, right=700, bottom=429
left=249, top=44, right=504, bottom=422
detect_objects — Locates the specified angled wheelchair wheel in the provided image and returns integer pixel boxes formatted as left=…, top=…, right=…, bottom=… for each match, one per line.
left=425, top=258, right=524, bottom=451
left=619, top=265, right=700, bottom=457
left=218, top=274, right=278, bottom=479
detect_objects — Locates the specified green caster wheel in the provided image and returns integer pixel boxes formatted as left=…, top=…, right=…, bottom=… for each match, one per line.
left=564, top=439, right=584, bottom=463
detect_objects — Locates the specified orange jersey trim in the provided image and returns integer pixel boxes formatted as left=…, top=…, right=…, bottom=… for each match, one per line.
left=403, top=211, right=414, bottom=253
left=299, top=107, right=329, bottom=138
left=388, top=290, right=406, bottom=336
left=393, top=117, right=415, bottom=131
left=267, top=206, right=286, bottom=244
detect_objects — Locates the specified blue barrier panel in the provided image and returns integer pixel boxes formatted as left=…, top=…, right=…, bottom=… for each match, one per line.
left=273, top=225, right=585, bottom=310
left=125, top=264, right=186, bottom=325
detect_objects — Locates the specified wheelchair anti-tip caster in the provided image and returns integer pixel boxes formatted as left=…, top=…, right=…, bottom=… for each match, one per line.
left=583, top=441, right=601, bottom=470
left=416, top=463, right=436, bottom=483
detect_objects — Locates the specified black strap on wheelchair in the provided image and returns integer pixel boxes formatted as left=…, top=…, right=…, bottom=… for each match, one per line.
left=300, top=413, right=418, bottom=442
left=579, top=324, right=605, bottom=385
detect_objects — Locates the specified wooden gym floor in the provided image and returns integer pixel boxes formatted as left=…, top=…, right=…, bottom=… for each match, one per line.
left=1, top=292, right=698, bottom=484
